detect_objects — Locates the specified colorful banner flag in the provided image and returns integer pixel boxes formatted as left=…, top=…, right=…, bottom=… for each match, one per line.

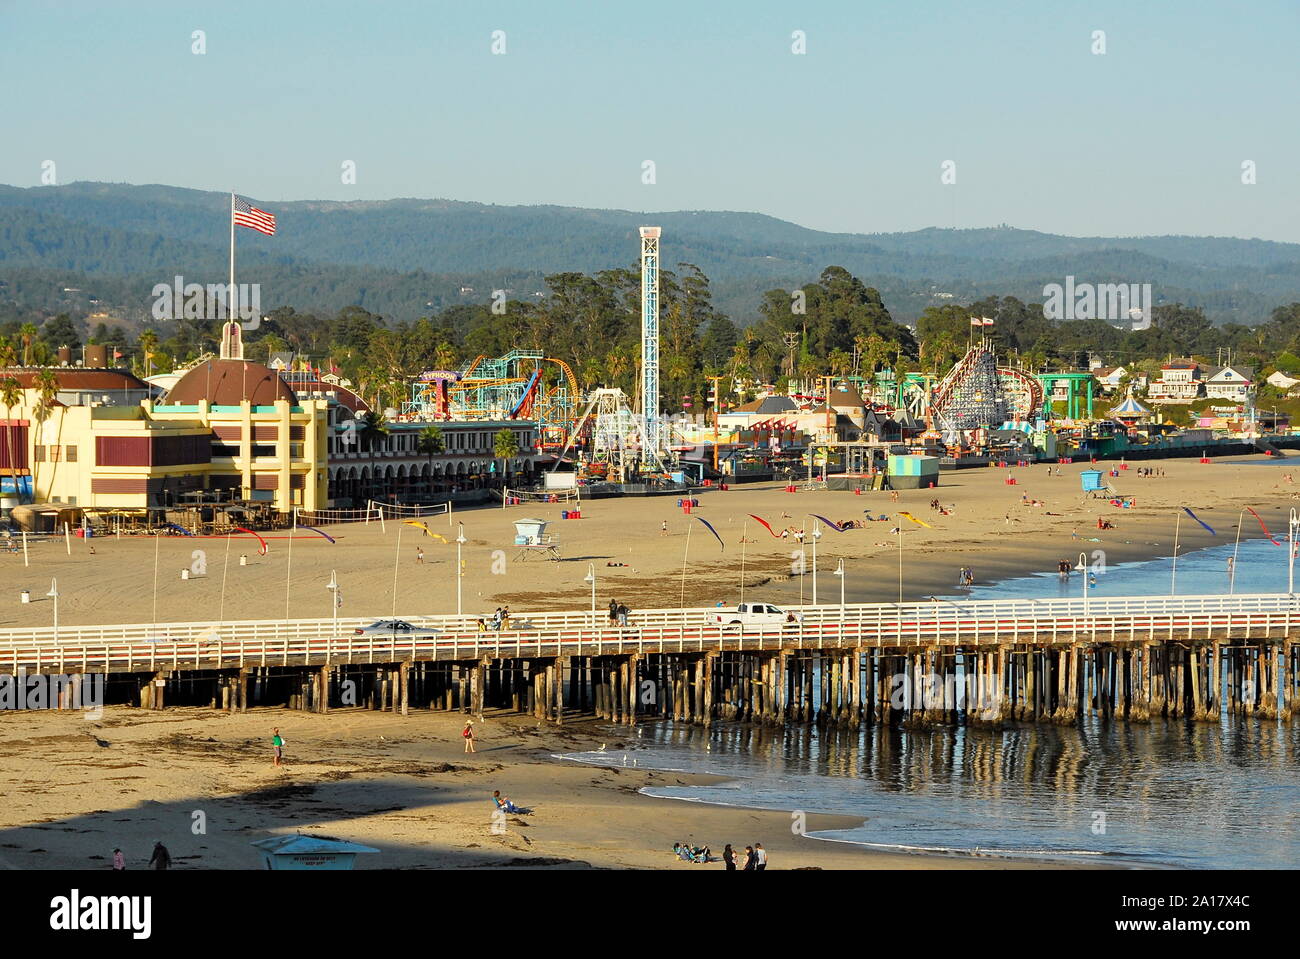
left=403, top=520, right=448, bottom=542
left=233, top=526, right=269, bottom=555
left=299, top=525, right=337, bottom=544
left=748, top=514, right=780, bottom=538
left=898, top=511, right=933, bottom=528
left=811, top=514, right=849, bottom=532
left=1182, top=507, right=1216, bottom=535
left=1244, top=507, right=1280, bottom=545
left=695, top=516, right=724, bottom=551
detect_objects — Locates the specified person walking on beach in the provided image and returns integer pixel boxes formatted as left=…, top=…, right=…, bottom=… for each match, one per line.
left=723, top=844, right=736, bottom=871
left=742, top=845, right=756, bottom=870
left=463, top=720, right=476, bottom=753
left=416, top=547, right=424, bottom=565
left=112, top=848, right=125, bottom=871
left=271, top=727, right=285, bottom=768
left=660, top=520, right=668, bottom=536
left=754, top=843, right=767, bottom=871
left=148, top=842, right=171, bottom=871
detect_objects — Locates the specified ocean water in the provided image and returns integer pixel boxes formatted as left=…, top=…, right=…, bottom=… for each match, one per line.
left=556, top=540, right=1300, bottom=869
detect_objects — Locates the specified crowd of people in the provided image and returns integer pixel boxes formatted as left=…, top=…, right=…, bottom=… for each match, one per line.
left=671, top=841, right=768, bottom=869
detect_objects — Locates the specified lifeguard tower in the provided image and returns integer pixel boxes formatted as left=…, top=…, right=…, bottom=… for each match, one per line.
left=513, top=517, right=561, bottom=562
left=1080, top=469, right=1110, bottom=498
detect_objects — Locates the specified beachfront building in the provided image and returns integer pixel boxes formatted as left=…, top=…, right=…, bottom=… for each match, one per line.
left=1147, top=361, right=1204, bottom=404
left=0, top=361, right=329, bottom=512
left=1203, top=364, right=1255, bottom=402
left=326, top=415, right=539, bottom=506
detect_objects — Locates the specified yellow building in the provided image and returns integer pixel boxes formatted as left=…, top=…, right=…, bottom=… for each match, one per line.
left=3, top=359, right=328, bottom=513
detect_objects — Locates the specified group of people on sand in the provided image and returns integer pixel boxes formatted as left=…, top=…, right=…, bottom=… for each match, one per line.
left=110, top=841, right=171, bottom=870
left=957, top=567, right=975, bottom=588
left=670, top=841, right=767, bottom=868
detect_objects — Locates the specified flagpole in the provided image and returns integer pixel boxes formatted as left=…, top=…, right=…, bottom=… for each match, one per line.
left=229, top=192, right=236, bottom=322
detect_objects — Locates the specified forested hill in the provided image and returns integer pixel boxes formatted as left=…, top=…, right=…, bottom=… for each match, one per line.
left=3, top=181, right=1300, bottom=326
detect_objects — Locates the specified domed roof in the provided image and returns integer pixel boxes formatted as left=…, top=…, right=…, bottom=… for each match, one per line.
left=163, top=359, right=296, bottom=407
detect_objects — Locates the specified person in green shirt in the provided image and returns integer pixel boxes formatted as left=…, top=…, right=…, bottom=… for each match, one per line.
left=272, top=727, right=284, bottom=768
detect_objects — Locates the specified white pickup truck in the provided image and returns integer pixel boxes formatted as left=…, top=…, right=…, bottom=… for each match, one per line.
left=709, top=603, right=803, bottom=627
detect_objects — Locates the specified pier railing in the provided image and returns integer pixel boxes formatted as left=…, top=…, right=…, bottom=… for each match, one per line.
left=1, top=593, right=1296, bottom=674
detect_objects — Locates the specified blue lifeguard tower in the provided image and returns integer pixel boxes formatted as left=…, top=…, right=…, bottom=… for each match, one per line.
left=251, top=834, right=379, bottom=870
left=1080, top=469, right=1105, bottom=492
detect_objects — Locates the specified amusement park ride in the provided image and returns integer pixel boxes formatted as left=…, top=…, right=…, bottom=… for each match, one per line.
left=401, top=227, right=679, bottom=483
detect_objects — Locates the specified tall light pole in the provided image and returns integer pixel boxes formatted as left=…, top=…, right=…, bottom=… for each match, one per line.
left=1171, top=508, right=1182, bottom=596
left=834, top=558, right=845, bottom=617
left=1074, top=553, right=1089, bottom=619
left=897, top=516, right=904, bottom=605
left=47, top=578, right=59, bottom=642
left=326, top=569, right=340, bottom=646
left=584, top=563, right=596, bottom=627
left=809, top=517, right=821, bottom=604
left=455, top=522, right=467, bottom=616
left=1289, top=508, right=1299, bottom=596
left=1230, top=507, right=1247, bottom=595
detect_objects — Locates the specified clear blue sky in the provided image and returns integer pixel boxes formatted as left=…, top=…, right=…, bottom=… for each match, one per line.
left=2, top=0, right=1296, bottom=241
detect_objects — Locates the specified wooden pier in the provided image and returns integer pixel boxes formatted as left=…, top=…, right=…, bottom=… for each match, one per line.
left=2, top=594, right=1297, bottom=724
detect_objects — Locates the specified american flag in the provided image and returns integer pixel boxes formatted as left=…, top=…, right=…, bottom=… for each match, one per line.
left=233, top=195, right=276, bottom=235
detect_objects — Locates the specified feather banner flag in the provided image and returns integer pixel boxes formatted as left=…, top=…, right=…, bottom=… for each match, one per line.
left=1244, top=507, right=1281, bottom=545
left=898, top=511, right=933, bottom=528
left=299, top=525, right=337, bottom=544
left=747, top=514, right=781, bottom=538
left=1182, top=507, right=1216, bottom=536
left=695, top=516, right=725, bottom=551
left=812, top=514, right=849, bottom=532
left=233, top=526, right=269, bottom=555
left=403, top=520, right=448, bottom=543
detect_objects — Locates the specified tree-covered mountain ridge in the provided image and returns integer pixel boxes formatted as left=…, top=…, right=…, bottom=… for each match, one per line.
left=2, top=181, right=1300, bottom=326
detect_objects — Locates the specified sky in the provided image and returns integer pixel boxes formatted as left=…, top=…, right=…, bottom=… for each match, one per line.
left=2, top=0, right=1297, bottom=241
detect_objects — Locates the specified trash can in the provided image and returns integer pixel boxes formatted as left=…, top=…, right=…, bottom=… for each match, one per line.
left=561, top=510, right=569, bottom=520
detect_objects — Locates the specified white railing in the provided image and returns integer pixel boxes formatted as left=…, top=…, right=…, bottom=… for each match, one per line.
left=0, top=593, right=1294, bottom=673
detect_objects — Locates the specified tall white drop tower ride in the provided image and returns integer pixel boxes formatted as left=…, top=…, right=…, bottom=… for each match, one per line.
left=639, top=226, right=661, bottom=465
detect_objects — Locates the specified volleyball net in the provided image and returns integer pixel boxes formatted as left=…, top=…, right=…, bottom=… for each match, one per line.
left=368, top=501, right=452, bottom=519
left=297, top=506, right=381, bottom=526
left=501, top=487, right=580, bottom=508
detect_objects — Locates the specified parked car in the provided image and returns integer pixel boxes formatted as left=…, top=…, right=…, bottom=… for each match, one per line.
left=354, top=620, right=441, bottom=637
left=709, top=603, right=803, bottom=627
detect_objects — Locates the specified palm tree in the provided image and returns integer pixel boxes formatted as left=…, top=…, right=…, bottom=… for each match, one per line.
left=416, top=425, right=445, bottom=497
left=493, top=428, right=519, bottom=483
left=137, top=329, right=160, bottom=378
left=1, top=377, right=22, bottom=502
left=19, top=323, right=38, bottom=366
left=358, top=411, right=390, bottom=501
left=0, top=339, right=16, bottom=369
left=31, top=369, right=58, bottom=502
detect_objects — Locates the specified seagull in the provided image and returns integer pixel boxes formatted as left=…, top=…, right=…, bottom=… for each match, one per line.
left=597, top=743, right=607, bottom=752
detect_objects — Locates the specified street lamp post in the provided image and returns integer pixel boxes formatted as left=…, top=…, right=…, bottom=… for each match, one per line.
left=810, top=518, right=821, bottom=605
left=1074, top=552, right=1089, bottom=620
left=1230, top=507, right=1247, bottom=595
left=1289, top=509, right=1299, bottom=596
left=47, top=578, right=59, bottom=642
left=326, top=569, right=340, bottom=652
left=834, top=558, right=845, bottom=615
left=455, top=522, right=467, bottom=616
left=584, top=563, right=596, bottom=627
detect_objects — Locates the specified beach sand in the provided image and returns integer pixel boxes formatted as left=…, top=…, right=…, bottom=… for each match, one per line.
left=0, top=453, right=1294, bottom=870
left=0, top=454, right=1293, bottom=629
left=0, top=706, right=1102, bottom=871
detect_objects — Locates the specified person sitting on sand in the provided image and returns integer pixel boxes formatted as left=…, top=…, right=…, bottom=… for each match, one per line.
left=493, top=790, right=524, bottom=814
